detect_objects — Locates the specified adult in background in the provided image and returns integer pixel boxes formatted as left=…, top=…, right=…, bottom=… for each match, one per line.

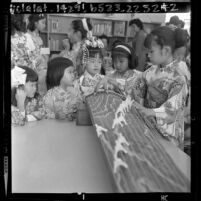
left=129, top=18, right=147, bottom=72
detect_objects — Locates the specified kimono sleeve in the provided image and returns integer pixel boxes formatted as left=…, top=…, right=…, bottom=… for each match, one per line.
left=152, top=75, right=188, bottom=142
left=12, top=105, right=26, bottom=126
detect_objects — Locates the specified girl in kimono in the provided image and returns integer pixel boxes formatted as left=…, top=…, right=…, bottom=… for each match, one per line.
left=25, top=14, right=48, bottom=95
left=11, top=14, right=31, bottom=69
left=79, top=37, right=105, bottom=97
left=131, top=26, right=189, bottom=149
left=95, top=42, right=140, bottom=97
left=43, top=57, right=82, bottom=120
left=11, top=66, right=45, bottom=126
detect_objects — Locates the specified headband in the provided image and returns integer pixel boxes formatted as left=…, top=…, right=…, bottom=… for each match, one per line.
left=82, top=18, right=92, bottom=38
left=115, top=45, right=131, bottom=54
left=11, top=66, right=27, bottom=88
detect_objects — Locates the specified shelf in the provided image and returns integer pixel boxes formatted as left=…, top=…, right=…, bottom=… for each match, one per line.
left=49, top=32, right=68, bottom=35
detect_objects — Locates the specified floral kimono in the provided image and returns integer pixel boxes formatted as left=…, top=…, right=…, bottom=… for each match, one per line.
left=109, top=69, right=142, bottom=95
left=12, top=94, right=45, bottom=126
left=11, top=33, right=32, bottom=68
left=131, top=60, right=189, bottom=148
left=43, top=86, right=82, bottom=120
left=79, top=71, right=104, bottom=97
left=25, top=31, right=47, bottom=72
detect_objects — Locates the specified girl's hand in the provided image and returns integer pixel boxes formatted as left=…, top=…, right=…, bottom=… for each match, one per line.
left=94, top=77, right=109, bottom=93
left=15, top=88, right=27, bottom=112
left=133, top=100, right=154, bottom=117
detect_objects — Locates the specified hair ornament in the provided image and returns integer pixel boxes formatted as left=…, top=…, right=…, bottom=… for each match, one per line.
left=115, top=45, right=131, bottom=54
left=11, top=66, right=27, bottom=87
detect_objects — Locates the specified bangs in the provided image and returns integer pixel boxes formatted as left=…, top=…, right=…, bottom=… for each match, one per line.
left=112, top=49, right=130, bottom=58
left=144, top=34, right=154, bottom=49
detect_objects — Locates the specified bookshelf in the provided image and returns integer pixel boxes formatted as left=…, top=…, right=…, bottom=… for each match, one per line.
left=39, top=14, right=132, bottom=52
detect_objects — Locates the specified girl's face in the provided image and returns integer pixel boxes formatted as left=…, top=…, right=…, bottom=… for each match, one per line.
left=63, top=39, right=70, bottom=51
left=86, top=54, right=102, bottom=76
left=148, top=41, right=169, bottom=65
left=24, top=81, right=37, bottom=98
left=61, top=66, right=75, bottom=87
left=68, top=24, right=81, bottom=44
left=113, top=55, right=129, bottom=74
left=35, top=18, right=46, bottom=32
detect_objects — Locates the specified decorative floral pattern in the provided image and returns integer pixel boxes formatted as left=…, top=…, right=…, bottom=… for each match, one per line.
left=42, top=86, right=82, bottom=120
left=79, top=71, right=104, bottom=97
left=12, top=94, right=45, bottom=126
left=130, top=60, right=189, bottom=148
left=11, top=33, right=32, bottom=68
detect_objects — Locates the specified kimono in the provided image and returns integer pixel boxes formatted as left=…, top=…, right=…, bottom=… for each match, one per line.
left=12, top=94, right=45, bottom=126
left=11, top=33, right=32, bottom=68
left=109, top=69, right=142, bottom=96
left=43, top=86, right=82, bottom=120
left=25, top=31, right=47, bottom=72
left=131, top=60, right=189, bottom=148
left=79, top=71, right=104, bottom=97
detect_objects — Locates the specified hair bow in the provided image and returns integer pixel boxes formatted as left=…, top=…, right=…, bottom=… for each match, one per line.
left=11, top=66, right=27, bottom=88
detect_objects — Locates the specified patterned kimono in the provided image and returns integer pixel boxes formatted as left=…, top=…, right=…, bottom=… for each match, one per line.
left=12, top=94, right=45, bottom=126
left=11, top=33, right=32, bottom=68
left=43, top=86, right=81, bottom=120
left=109, top=69, right=142, bottom=96
left=79, top=71, right=104, bottom=97
left=131, top=60, right=189, bottom=148
left=25, top=31, right=47, bottom=72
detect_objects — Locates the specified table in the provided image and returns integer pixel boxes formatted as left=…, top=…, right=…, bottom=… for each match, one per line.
left=12, top=120, right=116, bottom=193
left=12, top=119, right=190, bottom=193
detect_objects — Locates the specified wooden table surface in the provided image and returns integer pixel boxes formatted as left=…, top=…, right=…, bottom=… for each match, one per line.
left=12, top=119, right=190, bottom=193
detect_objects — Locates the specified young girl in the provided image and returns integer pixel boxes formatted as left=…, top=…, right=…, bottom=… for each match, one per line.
left=68, top=18, right=93, bottom=77
left=79, top=37, right=105, bottom=97
left=11, top=14, right=31, bottom=69
left=95, top=42, right=140, bottom=96
left=130, top=26, right=189, bottom=149
left=25, top=14, right=48, bottom=96
left=11, top=66, right=45, bottom=126
left=43, top=57, right=82, bottom=120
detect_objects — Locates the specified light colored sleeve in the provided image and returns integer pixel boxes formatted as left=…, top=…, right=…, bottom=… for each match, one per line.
left=152, top=76, right=187, bottom=140
left=12, top=105, right=26, bottom=126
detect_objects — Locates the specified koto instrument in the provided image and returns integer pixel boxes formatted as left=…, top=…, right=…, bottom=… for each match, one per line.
left=86, top=91, right=190, bottom=193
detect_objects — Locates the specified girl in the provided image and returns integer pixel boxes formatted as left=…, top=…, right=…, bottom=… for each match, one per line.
left=25, top=14, right=47, bottom=71
left=25, top=14, right=48, bottom=96
left=11, top=66, right=45, bottom=126
left=43, top=57, right=82, bottom=120
left=95, top=42, right=140, bottom=97
left=68, top=18, right=93, bottom=77
left=131, top=26, right=189, bottom=149
left=79, top=36, right=105, bottom=97
left=11, top=14, right=31, bottom=69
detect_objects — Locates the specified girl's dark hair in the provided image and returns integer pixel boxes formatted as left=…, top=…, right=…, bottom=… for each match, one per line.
left=11, top=14, right=26, bottom=35
left=112, top=42, right=138, bottom=69
left=27, top=14, right=46, bottom=32
left=88, top=47, right=103, bottom=59
left=71, top=18, right=92, bottom=40
left=144, top=26, right=187, bottom=53
left=46, top=57, right=73, bottom=90
left=11, top=66, right=38, bottom=106
left=129, top=18, right=143, bottom=30
left=99, top=34, right=109, bottom=45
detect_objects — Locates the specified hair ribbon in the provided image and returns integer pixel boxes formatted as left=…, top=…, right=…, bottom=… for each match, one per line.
left=11, top=66, right=27, bottom=87
left=82, top=18, right=92, bottom=39
left=115, top=45, right=131, bottom=54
